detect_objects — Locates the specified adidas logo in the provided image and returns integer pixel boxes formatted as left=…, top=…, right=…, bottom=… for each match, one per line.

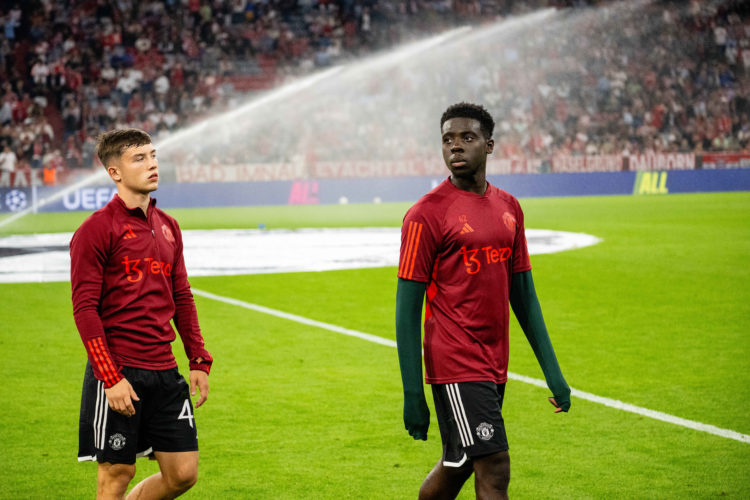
left=123, top=226, right=137, bottom=239
left=460, top=223, right=474, bottom=234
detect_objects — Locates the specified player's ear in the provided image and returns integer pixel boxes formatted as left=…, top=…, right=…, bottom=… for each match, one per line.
left=107, top=164, right=121, bottom=182
left=486, top=138, right=494, bottom=154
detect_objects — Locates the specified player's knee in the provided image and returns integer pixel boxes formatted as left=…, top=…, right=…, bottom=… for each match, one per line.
left=164, top=462, right=198, bottom=493
left=474, top=451, right=510, bottom=496
left=418, top=461, right=473, bottom=500
left=446, top=461, right=474, bottom=483
left=98, top=463, right=136, bottom=493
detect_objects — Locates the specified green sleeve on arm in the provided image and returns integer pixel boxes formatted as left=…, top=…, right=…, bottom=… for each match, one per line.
left=396, top=277, right=430, bottom=440
left=510, top=270, right=571, bottom=412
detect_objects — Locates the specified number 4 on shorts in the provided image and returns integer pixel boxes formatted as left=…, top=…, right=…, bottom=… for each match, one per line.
left=178, top=399, right=194, bottom=428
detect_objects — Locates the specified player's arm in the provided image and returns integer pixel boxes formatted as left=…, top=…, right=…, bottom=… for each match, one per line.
left=509, top=270, right=571, bottom=412
left=70, top=223, right=139, bottom=416
left=170, top=223, right=212, bottom=408
left=396, top=277, right=430, bottom=440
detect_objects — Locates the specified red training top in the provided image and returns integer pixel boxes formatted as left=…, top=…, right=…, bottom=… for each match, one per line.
left=398, top=178, right=531, bottom=385
left=70, top=195, right=212, bottom=387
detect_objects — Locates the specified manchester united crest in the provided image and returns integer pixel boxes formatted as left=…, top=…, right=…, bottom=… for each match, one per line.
left=108, top=433, right=127, bottom=451
left=502, top=212, right=516, bottom=232
left=162, top=224, right=175, bottom=243
left=476, top=422, right=494, bottom=441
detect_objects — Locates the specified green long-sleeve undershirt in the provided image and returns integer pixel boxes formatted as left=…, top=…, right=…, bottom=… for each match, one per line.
left=508, top=270, right=571, bottom=410
left=395, top=278, right=429, bottom=440
left=395, top=270, right=570, bottom=440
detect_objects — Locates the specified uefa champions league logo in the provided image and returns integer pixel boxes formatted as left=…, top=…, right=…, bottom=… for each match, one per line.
left=4, top=190, right=27, bottom=212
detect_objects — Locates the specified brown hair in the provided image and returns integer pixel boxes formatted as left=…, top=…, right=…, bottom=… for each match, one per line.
left=96, top=128, right=152, bottom=168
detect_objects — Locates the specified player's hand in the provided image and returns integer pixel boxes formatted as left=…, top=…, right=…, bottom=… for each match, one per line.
left=104, top=378, right=139, bottom=417
left=404, top=391, right=430, bottom=440
left=549, top=395, right=571, bottom=413
left=190, top=369, right=209, bottom=408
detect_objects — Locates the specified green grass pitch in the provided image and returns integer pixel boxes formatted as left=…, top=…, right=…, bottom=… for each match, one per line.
left=0, top=192, right=748, bottom=498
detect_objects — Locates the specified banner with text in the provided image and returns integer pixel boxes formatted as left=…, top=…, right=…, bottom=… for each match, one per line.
left=173, top=158, right=544, bottom=183
left=701, top=152, right=750, bottom=169
left=3, top=169, right=749, bottom=213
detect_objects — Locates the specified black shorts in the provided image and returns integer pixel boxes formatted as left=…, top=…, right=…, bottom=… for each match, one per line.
left=431, top=381, right=508, bottom=467
left=78, top=363, right=198, bottom=465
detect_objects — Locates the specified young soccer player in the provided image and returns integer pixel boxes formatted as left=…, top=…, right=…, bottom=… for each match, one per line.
left=396, top=103, right=570, bottom=499
left=71, top=128, right=213, bottom=499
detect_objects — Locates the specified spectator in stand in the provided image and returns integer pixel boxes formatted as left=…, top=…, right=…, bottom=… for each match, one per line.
left=42, top=148, right=63, bottom=185
left=64, top=135, right=83, bottom=169
left=0, top=142, right=17, bottom=173
left=0, top=98, right=11, bottom=125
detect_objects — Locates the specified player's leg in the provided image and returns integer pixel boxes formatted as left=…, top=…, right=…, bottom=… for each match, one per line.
left=473, top=450, right=510, bottom=500
left=97, top=462, right=136, bottom=499
left=467, top=382, right=510, bottom=499
left=419, top=459, right=473, bottom=500
left=126, top=368, right=200, bottom=499
left=432, top=381, right=509, bottom=499
left=79, top=364, right=142, bottom=499
left=419, top=383, right=480, bottom=499
left=125, top=451, right=198, bottom=499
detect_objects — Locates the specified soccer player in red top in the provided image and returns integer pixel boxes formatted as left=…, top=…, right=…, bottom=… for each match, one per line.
left=70, top=128, right=213, bottom=499
left=396, top=103, right=570, bottom=499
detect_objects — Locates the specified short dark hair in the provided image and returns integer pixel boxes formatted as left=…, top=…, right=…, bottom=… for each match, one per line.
left=96, top=128, right=152, bottom=168
left=440, top=102, right=495, bottom=139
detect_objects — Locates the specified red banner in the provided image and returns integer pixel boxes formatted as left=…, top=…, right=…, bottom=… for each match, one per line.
left=309, top=160, right=445, bottom=178
left=175, top=158, right=550, bottom=183
left=486, top=158, right=543, bottom=174
left=551, top=155, right=622, bottom=173
left=628, top=153, right=695, bottom=171
left=171, top=152, right=750, bottom=183
left=701, top=152, right=750, bottom=169
left=175, top=163, right=308, bottom=183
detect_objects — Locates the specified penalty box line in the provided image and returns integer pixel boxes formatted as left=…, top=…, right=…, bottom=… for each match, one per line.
left=192, top=288, right=750, bottom=445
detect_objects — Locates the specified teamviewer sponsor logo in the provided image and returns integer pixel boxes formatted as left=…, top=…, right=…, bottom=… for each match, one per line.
left=458, top=245, right=511, bottom=275
left=122, top=255, right=174, bottom=283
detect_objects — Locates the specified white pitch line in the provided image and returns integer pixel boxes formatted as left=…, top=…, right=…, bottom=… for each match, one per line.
left=508, top=372, right=750, bottom=444
left=192, top=288, right=750, bottom=445
left=193, top=288, right=396, bottom=348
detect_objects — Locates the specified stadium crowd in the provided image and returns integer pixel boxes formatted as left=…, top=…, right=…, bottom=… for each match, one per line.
left=468, top=0, right=750, bottom=159
left=1, top=0, right=749, bottom=182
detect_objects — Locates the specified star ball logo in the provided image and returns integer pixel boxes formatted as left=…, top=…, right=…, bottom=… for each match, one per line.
left=5, top=189, right=27, bottom=212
